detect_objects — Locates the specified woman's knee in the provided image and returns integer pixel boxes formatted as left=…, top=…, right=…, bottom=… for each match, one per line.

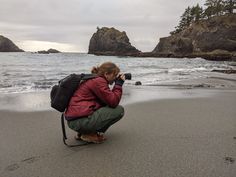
left=67, top=120, right=79, bottom=131
left=97, top=105, right=124, bottom=120
left=115, top=105, right=125, bottom=118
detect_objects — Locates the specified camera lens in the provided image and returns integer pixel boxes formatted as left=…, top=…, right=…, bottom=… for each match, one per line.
left=124, top=73, right=132, bottom=80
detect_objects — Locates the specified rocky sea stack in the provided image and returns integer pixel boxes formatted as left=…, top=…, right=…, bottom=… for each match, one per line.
left=88, top=27, right=140, bottom=56
left=152, top=14, right=236, bottom=60
left=0, top=35, right=24, bottom=52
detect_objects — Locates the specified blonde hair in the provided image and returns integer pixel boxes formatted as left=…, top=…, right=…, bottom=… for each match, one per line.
left=91, top=62, right=120, bottom=76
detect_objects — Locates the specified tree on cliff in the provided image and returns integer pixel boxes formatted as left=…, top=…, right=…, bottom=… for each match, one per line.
left=170, top=5, right=204, bottom=35
left=170, top=6, right=193, bottom=34
left=170, top=0, right=235, bottom=35
left=178, top=7, right=193, bottom=29
left=204, top=0, right=224, bottom=17
left=223, top=0, right=236, bottom=14
left=204, top=0, right=235, bottom=17
left=191, top=4, right=204, bottom=22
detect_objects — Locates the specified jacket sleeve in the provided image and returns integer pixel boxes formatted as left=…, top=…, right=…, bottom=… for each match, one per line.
left=90, top=78, right=122, bottom=108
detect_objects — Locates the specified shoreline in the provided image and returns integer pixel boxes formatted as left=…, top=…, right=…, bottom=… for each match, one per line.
left=91, top=51, right=236, bottom=61
left=1, top=51, right=236, bottom=61
left=0, top=86, right=230, bottom=112
left=1, top=74, right=236, bottom=112
left=0, top=88, right=235, bottom=115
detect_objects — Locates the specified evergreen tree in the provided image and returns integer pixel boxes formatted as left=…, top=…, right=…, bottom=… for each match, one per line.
left=173, top=6, right=193, bottom=33
left=191, top=4, right=204, bottom=21
left=204, top=0, right=224, bottom=16
left=182, top=6, right=194, bottom=26
left=204, top=5, right=214, bottom=18
left=216, top=0, right=224, bottom=15
left=223, top=0, right=236, bottom=13
left=170, top=0, right=235, bottom=35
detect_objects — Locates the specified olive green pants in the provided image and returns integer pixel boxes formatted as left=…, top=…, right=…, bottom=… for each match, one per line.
left=67, top=105, right=124, bottom=134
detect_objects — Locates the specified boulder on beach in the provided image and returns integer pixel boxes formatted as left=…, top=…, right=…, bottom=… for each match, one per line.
left=0, top=35, right=24, bottom=52
left=135, top=81, right=142, bottom=86
left=88, top=27, right=140, bottom=56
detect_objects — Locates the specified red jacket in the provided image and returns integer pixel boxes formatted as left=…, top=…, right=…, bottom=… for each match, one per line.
left=65, top=76, right=122, bottom=120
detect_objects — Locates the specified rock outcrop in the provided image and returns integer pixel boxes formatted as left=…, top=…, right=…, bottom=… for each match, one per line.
left=154, top=37, right=193, bottom=55
left=38, top=50, right=50, bottom=54
left=88, top=27, right=140, bottom=56
left=152, top=14, right=236, bottom=60
left=0, top=35, right=24, bottom=52
left=38, top=48, right=61, bottom=54
left=47, top=48, right=60, bottom=53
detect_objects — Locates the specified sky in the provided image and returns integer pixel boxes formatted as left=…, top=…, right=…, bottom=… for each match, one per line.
left=0, top=0, right=205, bottom=52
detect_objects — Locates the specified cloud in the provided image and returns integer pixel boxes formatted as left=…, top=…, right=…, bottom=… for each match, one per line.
left=19, top=40, right=80, bottom=52
left=0, top=0, right=205, bottom=52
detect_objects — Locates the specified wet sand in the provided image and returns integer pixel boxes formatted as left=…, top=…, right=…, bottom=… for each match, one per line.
left=0, top=89, right=236, bottom=177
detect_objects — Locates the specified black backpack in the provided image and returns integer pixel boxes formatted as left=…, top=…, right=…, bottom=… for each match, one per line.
left=50, top=73, right=96, bottom=147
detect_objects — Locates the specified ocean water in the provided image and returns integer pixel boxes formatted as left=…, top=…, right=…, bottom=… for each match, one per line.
left=0, top=52, right=235, bottom=94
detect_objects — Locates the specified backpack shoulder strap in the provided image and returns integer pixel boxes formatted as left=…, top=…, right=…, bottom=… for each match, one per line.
left=81, top=73, right=98, bottom=80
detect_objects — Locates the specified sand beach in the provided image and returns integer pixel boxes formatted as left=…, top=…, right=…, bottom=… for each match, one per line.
left=0, top=76, right=236, bottom=177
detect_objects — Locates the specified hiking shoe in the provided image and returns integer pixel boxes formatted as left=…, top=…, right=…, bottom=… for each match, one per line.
left=97, top=132, right=107, bottom=141
left=74, top=132, right=81, bottom=141
left=80, top=133, right=106, bottom=144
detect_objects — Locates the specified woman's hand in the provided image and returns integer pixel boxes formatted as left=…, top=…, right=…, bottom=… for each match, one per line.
left=115, top=73, right=125, bottom=86
left=118, top=73, right=125, bottom=81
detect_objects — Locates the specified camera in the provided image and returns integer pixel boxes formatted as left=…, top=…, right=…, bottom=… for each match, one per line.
left=117, top=73, right=132, bottom=81
left=124, top=73, right=132, bottom=80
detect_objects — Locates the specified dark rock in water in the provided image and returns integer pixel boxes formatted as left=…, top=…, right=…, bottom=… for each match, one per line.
left=188, top=50, right=236, bottom=61
left=88, top=27, right=140, bottom=56
left=38, top=50, right=50, bottom=54
left=135, top=81, right=142, bottom=85
left=152, top=14, right=236, bottom=61
left=0, top=35, right=24, bottom=52
left=193, top=84, right=212, bottom=88
left=47, top=48, right=60, bottom=53
left=212, top=69, right=236, bottom=74
left=37, top=49, right=61, bottom=54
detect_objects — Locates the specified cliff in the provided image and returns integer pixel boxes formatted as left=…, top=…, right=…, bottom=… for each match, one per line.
left=88, top=27, right=140, bottom=56
left=152, top=14, right=236, bottom=60
left=0, top=35, right=24, bottom=52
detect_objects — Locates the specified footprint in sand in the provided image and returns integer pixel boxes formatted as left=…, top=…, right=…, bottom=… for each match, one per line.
left=4, top=156, right=40, bottom=172
left=224, top=157, right=235, bottom=164
left=21, top=156, right=40, bottom=164
left=5, top=163, right=20, bottom=171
